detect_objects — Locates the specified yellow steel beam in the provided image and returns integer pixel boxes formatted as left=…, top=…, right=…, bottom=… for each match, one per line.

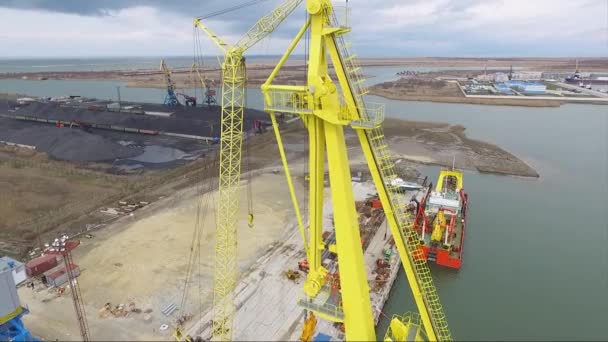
left=261, top=0, right=453, bottom=341
left=193, top=18, right=228, bottom=52
left=262, top=18, right=311, bottom=88
left=324, top=36, right=442, bottom=339
left=268, top=111, right=310, bottom=260
left=323, top=121, right=376, bottom=341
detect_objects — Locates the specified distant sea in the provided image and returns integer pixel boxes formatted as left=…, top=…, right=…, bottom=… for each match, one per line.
left=0, top=56, right=294, bottom=73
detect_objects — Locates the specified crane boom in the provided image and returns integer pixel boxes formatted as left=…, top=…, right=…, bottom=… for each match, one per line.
left=236, top=0, right=303, bottom=51
left=193, top=19, right=228, bottom=52
left=261, top=0, right=453, bottom=340
left=193, top=1, right=302, bottom=340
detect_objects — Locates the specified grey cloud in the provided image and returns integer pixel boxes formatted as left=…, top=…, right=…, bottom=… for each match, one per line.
left=0, top=0, right=216, bottom=16
left=0, top=0, right=285, bottom=27
left=0, top=0, right=301, bottom=38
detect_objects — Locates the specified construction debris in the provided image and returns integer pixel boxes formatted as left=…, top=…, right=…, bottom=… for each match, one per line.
left=98, top=301, right=142, bottom=319
left=100, top=200, right=148, bottom=216
left=284, top=269, right=301, bottom=282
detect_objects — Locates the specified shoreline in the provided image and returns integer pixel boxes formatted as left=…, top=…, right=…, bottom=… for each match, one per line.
left=369, top=91, right=563, bottom=107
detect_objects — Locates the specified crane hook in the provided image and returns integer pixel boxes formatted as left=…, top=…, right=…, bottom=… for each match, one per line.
left=248, top=213, right=254, bottom=228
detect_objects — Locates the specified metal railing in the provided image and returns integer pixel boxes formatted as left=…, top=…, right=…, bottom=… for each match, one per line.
left=298, top=298, right=345, bottom=322
left=345, top=101, right=385, bottom=129
left=384, top=312, right=425, bottom=341
left=264, top=90, right=311, bottom=115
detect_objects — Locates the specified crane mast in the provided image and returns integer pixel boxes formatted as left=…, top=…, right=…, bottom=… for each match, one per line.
left=261, top=0, right=452, bottom=340
left=193, top=1, right=302, bottom=339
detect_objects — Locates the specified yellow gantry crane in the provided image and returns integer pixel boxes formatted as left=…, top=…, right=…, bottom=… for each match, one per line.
left=193, top=1, right=303, bottom=340
left=261, top=0, right=452, bottom=340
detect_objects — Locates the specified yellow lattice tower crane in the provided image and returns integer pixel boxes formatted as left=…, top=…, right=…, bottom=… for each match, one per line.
left=193, top=1, right=303, bottom=340
left=261, top=0, right=453, bottom=340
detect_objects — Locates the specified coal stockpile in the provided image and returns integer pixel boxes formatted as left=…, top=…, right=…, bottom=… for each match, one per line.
left=0, top=119, right=143, bottom=162
left=12, top=102, right=270, bottom=137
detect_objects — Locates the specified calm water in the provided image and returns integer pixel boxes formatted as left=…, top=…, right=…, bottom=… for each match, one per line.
left=0, top=71, right=606, bottom=340
left=375, top=102, right=607, bottom=341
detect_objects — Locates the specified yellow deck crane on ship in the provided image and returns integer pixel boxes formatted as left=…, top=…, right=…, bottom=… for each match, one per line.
left=192, top=0, right=303, bottom=340
left=260, top=0, right=453, bottom=340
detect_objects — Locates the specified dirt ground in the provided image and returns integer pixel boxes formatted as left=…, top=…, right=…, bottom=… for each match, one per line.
left=19, top=170, right=304, bottom=341
left=11, top=115, right=540, bottom=340
left=380, top=119, right=538, bottom=177
left=0, top=146, right=130, bottom=257
left=0, top=116, right=537, bottom=258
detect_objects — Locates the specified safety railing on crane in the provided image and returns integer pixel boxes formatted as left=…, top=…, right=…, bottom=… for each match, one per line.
left=385, top=312, right=426, bottom=342
left=343, top=101, right=385, bottom=129
left=297, top=283, right=345, bottom=323
left=264, top=89, right=311, bottom=115
left=330, top=5, right=351, bottom=29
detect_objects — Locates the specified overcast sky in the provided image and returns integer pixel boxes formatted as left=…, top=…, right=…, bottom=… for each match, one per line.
left=0, top=0, right=606, bottom=58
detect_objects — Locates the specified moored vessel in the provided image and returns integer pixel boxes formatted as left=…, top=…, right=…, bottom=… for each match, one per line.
left=414, top=169, right=468, bottom=269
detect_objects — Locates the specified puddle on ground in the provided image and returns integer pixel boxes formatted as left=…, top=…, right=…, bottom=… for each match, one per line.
left=131, top=145, right=187, bottom=163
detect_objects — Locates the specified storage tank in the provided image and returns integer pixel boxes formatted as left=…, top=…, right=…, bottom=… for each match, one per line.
left=0, top=258, right=21, bottom=321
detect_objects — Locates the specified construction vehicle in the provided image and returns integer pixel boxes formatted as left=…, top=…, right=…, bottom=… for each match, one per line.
left=160, top=59, right=180, bottom=107
left=260, top=0, right=452, bottom=340
left=299, top=313, right=317, bottom=341
left=69, top=120, right=92, bottom=132
left=176, top=92, right=197, bottom=107
left=193, top=0, right=303, bottom=340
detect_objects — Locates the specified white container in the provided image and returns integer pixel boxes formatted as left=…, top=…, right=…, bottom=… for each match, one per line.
left=0, top=259, right=21, bottom=319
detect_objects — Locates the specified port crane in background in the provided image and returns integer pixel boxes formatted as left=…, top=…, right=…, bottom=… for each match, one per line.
left=160, top=59, right=180, bottom=107
left=193, top=0, right=302, bottom=339
left=261, top=0, right=452, bottom=340
left=190, top=63, right=217, bottom=107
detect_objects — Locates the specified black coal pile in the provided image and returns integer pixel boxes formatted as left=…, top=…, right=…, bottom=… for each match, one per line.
left=1, top=125, right=143, bottom=162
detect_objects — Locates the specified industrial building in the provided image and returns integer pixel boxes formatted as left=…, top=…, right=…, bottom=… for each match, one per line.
left=476, top=72, right=509, bottom=83
left=502, top=80, right=547, bottom=94
left=0, top=257, right=27, bottom=286
left=494, top=83, right=515, bottom=94
left=0, top=258, right=38, bottom=341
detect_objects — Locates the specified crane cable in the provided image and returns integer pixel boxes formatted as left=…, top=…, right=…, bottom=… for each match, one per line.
left=246, top=129, right=254, bottom=228
left=176, top=29, right=221, bottom=330
left=243, top=55, right=255, bottom=228
left=177, top=150, right=218, bottom=329
left=197, top=0, right=271, bottom=20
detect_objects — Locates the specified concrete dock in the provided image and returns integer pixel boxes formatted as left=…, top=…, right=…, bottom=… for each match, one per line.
left=185, top=181, right=426, bottom=341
